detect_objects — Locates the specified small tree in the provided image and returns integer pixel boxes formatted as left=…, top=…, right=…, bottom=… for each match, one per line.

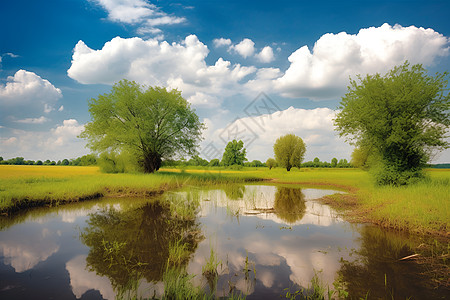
left=334, top=62, right=450, bottom=185
left=331, top=158, right=338, bottom=168
left=62, top=159, right=70, bottom=165
left=266, top=158, right=277, bottom=170
left=273, top=134, right=306, bottom=171
left=221, top=140, right=247, bottom=166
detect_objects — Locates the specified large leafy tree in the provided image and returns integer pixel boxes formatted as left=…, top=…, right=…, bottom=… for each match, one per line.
left=334, top=62, right=449, bottom=185
left=221, top=139, right=247, bottom=166
left=273, top=134, right=306, bottom=171
left=80, top=80, right=204, bottom=173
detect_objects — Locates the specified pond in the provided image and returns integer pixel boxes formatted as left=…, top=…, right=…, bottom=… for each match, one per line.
left=0, top=184, right=447, bottom=299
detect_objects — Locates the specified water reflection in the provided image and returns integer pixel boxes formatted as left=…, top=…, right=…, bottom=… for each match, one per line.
left=273, top=187, right=306, bottom=224
left=0, top=224, right=60, bottom=272
left=79, top=201, right=203, bottom=292
left=338, top=226, right=448, bottom=299
left=0, top=185, right=446, bottom=299
left=183, top=185, right=354, bottom=298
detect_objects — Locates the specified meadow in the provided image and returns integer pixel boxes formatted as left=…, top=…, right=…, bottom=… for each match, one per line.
left=0, top=165, right=449, bottom=236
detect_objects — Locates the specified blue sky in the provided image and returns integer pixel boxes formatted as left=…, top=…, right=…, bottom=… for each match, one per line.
left=1, top=0, right=449, bottom=163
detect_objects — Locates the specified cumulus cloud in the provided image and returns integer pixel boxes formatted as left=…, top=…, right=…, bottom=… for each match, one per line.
left=213, top=38, right=232, bottom=48
left=91, top=0, right=185, bottom=35
left=255, top=46, right=275, bottom=63
left=206, top=106, right=353, bottom=162
left=275, top=23, right=450, bottom=99
left=231, top=38, right=256, bottom=58
left=0, top=70, right=63, bottom=126
left=0, top=70, right=62, bottom=110
left=51, top=119, right=85, bottom=146
left=68, top=35, right=256, bottom=106
left=1, top=119, right=87, bottom=160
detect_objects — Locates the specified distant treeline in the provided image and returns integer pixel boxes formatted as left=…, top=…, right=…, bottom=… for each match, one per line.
left=1, top=154, right=356, bottom=169
left=428, top=163, right=450, bottom=169
left=0, top=154, right=97, bottom=166
left=162, top=156, right=353, bottom=168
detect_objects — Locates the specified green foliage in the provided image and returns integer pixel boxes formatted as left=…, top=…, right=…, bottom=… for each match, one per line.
left=245, top=160, right=265, bottom=167
left=335, top=62, right=450, bottom=185
left=187, top=155, right=209, bottom=166
left=208, top=158, right=220, bottom=167
left=331, top=158, right=338, bottom=167
left=273, top=134, right=306, bottom=171
left=221, top=139, right=247, bottom=166
left=266, top=158, right=277, bottom=169
left=97, top=151, right=139, bottom=173
left=80, top=80, right=204, bottom=173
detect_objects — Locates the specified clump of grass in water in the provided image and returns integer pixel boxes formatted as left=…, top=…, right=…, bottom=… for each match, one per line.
left=202, top=247, right=221, bottom=283
left=163, top=192, right=200, bottom=221
left=163, top=266, right=209, bottom=300
left=167, top=239, right=192, bottom=267
left=283, top=271, right=351, bottom=300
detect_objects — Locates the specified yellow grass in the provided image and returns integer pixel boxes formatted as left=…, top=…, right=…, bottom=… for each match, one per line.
left=0, top=165, right=100, bottom=178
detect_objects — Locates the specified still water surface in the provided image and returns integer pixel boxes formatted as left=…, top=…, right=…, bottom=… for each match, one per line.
left=0, top=185, right=446, bottom=299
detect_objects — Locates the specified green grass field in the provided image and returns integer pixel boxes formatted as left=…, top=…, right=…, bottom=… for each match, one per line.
left=0, top=165, right=448, bottom=236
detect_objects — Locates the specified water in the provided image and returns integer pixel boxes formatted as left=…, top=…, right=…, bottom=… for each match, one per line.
left=0, top=185, right=447, bottom=299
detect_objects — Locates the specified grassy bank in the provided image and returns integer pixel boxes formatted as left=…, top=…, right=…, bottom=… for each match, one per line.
left=0, top=165, right=261, bottom=215
left=1, top=165, right=449, bottom=236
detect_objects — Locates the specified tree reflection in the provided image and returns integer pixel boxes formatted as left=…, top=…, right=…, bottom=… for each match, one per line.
left=223, top=185, right=246, bottom=200
left=337, top=226, right=447, bottom=299
left=80, top=200, right=203, bottom=290
left=274, top=187, right=306, bottom=224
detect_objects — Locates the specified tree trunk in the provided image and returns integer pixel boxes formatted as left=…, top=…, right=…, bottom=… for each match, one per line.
left=286, top=165, right=291, bottom=171
left=143, top=152, right=162, bottom=173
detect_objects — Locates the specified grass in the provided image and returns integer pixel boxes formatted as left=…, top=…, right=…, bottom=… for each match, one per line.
left=1, top=165, right=449, bottom=236
left=0, top=165, right=260, bottom=215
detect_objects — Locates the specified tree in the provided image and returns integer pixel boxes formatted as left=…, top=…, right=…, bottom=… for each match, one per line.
left=266, top=158, right=277, bottom=169
left=208, top=158, right=220, bottom=167
left=331, top=157, right=338, bottom=168
left=246, top=160, right=264, bottom=167
left=334, top=62, right=450, bottom=185
left=273, top=134, right=306, bottom=171
left=221, top=139, right=247, bottom=166
left=187, top=155, right=208, bottom=166
left=62, top=159, right=70, bottom=166
left=80, top=80, right=204, bottom=173
left=350, top=146, right=377, bottom=170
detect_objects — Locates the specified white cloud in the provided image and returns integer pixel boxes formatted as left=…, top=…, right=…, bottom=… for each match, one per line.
left=213, top=38, right=232, bottom=48
left=187, top=92, right=220, bottom=107
left=0, top=70, right=62, bottom=113
left=231, top=38, right=255, bottom=58
left=51, top=119, right=85, bottom=146
left=1, top=119, right=88, bottom=160
left=255, top=46, right=275, bottom=63
left=145, top=15, right=185, bottom=27
left=68, top=35, right=256, bottom=105
left=206, top=106, right=353, bottom=162
left=14, top=116, right=49, bottom=124
left=92, top=0, right=185, bottom=35
left=275, top=23, right=450, bottom=99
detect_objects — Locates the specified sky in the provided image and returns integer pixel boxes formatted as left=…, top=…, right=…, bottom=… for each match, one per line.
left=1, top=0, right=449, bottom=163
